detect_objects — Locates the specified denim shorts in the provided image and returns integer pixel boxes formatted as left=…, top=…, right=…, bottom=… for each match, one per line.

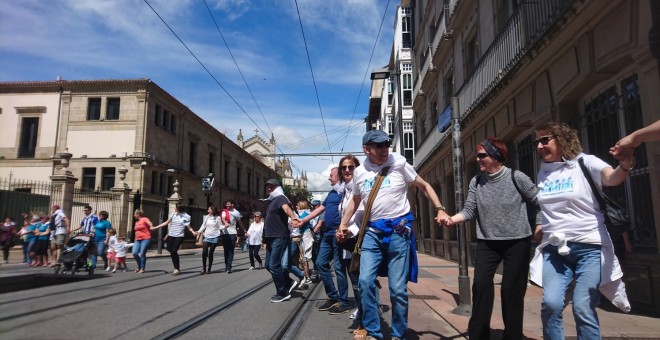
left=203, top=236, right=219, bottom=244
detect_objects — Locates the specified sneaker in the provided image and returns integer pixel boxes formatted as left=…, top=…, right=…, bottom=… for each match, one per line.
left=172, top=269, right=180, bottom=276
left=304, top=277, right=313, bottom=285
left=298, top=281, right=307, bottom=290
left=227, top=270, right=232, bottom=274
left=122, top=269, right=127, bottom=272
left=112, top=269, right=116, bottom=273
left=248, top=266, right=255, bottom=271
left=105, top=267, right=111, bottom=272
left=328, top=304, right=350, bottom=315
left=270, top=294, right=291, bottom=303
left=348, top=308, right=358, bottom=319
left=258, top=263, right=262, bottom=269
left=318, top=299, right=338, bottom=311
left=288, top=280, right=298, bottom=293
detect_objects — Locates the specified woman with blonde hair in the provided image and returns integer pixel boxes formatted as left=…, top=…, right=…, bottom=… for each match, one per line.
left=529, top=122, right=634, bottom=339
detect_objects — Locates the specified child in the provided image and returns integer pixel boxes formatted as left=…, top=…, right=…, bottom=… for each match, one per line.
left=105, top=229, right=117, bottom=271
left=113, top=235, right=133, bottom=273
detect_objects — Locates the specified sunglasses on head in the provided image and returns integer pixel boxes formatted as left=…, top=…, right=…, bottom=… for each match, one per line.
left=369, top=141, right=391, bottom=149
left=533, top=136, right=554, bottom=146
left=476, top=153, right=489, bottom=159
left=341, top=165, right=355, bottom=171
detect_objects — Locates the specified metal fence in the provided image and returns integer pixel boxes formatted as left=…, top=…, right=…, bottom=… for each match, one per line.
left=0, top=178, right=59, bottom=219
left=71, top=186, right=123, bottom=232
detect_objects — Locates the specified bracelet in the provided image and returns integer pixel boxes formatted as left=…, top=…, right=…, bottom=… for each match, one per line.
left=620, top=158, right=636, bottom=172
left=435, top=205, right=446, bottom=211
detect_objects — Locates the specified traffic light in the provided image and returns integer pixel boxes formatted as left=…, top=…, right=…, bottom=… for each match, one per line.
left=202, top=176, right=214, bottom=192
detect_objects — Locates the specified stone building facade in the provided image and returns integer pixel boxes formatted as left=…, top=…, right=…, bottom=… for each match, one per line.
left=370, top=0, right=660, bottom=314
left=0, top=78, right=277, bottom=233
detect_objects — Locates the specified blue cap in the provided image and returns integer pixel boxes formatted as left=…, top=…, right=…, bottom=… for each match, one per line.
left=265, top=178, right=280, bottom=186
left=362, top=130, right=390, bottom=145
left=311, top=200, right=321, bottom=206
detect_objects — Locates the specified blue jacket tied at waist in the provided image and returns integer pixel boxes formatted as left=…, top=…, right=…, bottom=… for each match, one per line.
left=369, top=211, right=418, bottom=283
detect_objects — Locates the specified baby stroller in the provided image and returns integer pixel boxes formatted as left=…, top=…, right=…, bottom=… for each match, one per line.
left=54, top=235, right=95, bottom=275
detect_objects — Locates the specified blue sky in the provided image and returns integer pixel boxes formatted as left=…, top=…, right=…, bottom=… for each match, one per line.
left=0, top=0, right=396, bottom=195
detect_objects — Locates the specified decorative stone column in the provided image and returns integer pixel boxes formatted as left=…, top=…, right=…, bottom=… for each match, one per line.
left=111, top=165, right=132, bottom=237
left=50, top=150, right=77, bottom=221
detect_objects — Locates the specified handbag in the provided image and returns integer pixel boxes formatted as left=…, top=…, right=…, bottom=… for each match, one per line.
left=577, top=158, right=631, bottom=239
left=196, top=216, right=209, bottom=247
left=348, top=166, right=390, bottom=276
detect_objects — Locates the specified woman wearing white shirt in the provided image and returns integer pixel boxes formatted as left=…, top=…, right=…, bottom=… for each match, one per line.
left=246, top=212, right=264, bottom=270
left=195, top=206, right=226, bottom=274
left=152, top=204, right=194, bottom=276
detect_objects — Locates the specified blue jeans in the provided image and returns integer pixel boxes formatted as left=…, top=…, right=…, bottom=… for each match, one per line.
left=541, top=242, right=602, bottom=340
left=132, top=239, right=151, bottom=271
left=90, top=240, right=107, bottom=268
left=286, top=239, right=304, bottom=280
left=315, top=232, right=349, bottom=307
left=222, top=234, right=237, bottom=271
left=359, top=230, right=410, bottom=340
left=265, top=237, right=290, bottom=296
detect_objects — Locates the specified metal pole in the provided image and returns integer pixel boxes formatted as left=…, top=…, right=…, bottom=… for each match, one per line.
left=395, top=67, right=405, bottom=158
left=157, top=193, right=165, bottom=254
left=451, top=96, right=472, bottom=315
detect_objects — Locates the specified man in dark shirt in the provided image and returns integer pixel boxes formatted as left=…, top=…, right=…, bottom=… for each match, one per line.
left=295, top=167, right=350, bottom=314
left=263, top=179, right=298, bottom=303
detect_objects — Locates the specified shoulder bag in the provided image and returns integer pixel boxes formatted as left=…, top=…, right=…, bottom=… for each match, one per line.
left=510, top=170, right=540, bottom=230
left=577, top=157, right=631, bottom=239
left=348, top=166, right=390, bottom=276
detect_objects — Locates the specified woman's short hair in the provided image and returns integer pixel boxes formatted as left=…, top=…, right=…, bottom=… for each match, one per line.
left=338, top=154, right=361, bottom=182
left=98, top=211, right=109, bottom=219
left=535, top=121, right=582, bottom=160
left=479, top=137, right=508, bottom=162
left=134, top=209, right=144, bottom=216
left=208, top=206, right=220, bottom=216
left=175, top=204, right=186, bottom=213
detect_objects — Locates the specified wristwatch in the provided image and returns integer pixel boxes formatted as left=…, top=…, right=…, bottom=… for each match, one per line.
left=435, top=205, right=446, bottom=211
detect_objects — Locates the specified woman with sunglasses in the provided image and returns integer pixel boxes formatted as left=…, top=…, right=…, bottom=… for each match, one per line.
left=443, top=136, right=539, bottom=340
left=529, top=122, right=633, bottom=339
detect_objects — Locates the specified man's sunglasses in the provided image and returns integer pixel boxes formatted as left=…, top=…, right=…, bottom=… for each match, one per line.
left=533, top=136, right=555, bottom=146
left=341, top=165, right=355, bottom=171
left=368, top=141, right=391, bottom=149
left=476, top=153, right=489, bottom=159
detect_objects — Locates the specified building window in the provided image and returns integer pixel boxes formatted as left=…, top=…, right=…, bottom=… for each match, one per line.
left=444, top=70, right=454, bottom=107
left=189, top=142, right=197, bottom=175
left=101, top=167, right=115, bottom=191
left=82, top=168, right=96, bottom=191
left=401, top=15, right=411, bottom=48
left=495, top=0, right=516, bottom=33
left=402, top=73, right=412, bottom=106
left=224, top=160, right=230, bottom=186
left=18, top=117, right=39, bottom=158
left=163, top=110, right=170, bottom=129
left=402, top=63, right=412, bottom=72
left=403, top=131, right=414, bottom=164
left=167, top=176, right=174, bottom=196
left=386, top=114, right=394, bottom=140
left=208, top=153, right=215, bottom=176
left=465, top=33, right=480, bottom=77
left=159, top=172, right=164, bottom=196
left=170, top=115, right=176, bottom=133
left=151, top=170, right=158, bottom=194
left=106, top=98, right=120, bottom=120
left=155, top=105, right=162, bottom=126
left=87, top=98, right=101, bottom=120
left=247, top=173, right=252, bottom=194
left=401, top=7, right=411, bottom=15
left=387, top=76, right=394, bottom=106
left=236, top=167, right=242, bottom=190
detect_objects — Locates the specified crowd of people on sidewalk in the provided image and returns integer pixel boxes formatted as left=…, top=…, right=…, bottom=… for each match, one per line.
left=1, top=120, right=657, bottom=340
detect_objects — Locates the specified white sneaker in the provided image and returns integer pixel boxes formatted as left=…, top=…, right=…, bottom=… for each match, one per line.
left=248, top=266, right=255, bottom=271
left=304, top=277, right=313, bottom=285
left=298, top=281, right=307, bottom=290
left=288, top=280, right=298, bottom=293
left=349, top=308, right=358, bottom=319
left=172, top=269, right=180, bottom=276
left=105, top=267, right=111, bottom=271
left=112, top=269, right=116, bottom=273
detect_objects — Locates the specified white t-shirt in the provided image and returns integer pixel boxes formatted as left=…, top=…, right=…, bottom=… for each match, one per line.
left=246, top=221, right=264, bottom=245
left=353, top=153, right=416, bottom=221
left=168, top=213, right=191, bottom=237
left=114, top=241, right=133, bottom=257
left=53, top=209, right=67, bottom=235
left=107, top=235, right=117, bottom=253
left=199, top=215, right=222, bottom=238
left=537, top=153, right=610, bottom=241
left=224, top=209, right=242, bottom=235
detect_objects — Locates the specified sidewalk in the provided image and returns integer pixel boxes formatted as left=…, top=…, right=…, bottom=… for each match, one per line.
left=397, top=253, right=660, bottom=339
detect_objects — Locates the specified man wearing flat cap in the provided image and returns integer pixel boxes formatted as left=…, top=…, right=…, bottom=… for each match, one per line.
left=263, top=178, right=299, bottom=303
left=339, top=130, right=449, bottom=340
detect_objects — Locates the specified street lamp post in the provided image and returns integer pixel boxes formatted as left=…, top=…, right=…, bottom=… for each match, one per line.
left=371, top=67, right=404, bottom=157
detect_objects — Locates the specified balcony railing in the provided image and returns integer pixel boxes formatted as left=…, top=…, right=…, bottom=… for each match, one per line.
left=456, top=0, right=575, bottom=120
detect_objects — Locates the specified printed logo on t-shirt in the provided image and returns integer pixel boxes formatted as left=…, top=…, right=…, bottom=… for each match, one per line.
left=361, top=175, right=391, bottom=191
left=539, top=176, right=574, bottom=196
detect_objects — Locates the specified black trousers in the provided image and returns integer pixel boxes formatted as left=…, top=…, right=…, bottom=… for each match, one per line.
left=166, top=236, right=184, bottom=270
left=202, top=241, right=218, bottom=270
left=248, top=244, right=262, bottom=267
left=468, top=237, right=531, bottom=340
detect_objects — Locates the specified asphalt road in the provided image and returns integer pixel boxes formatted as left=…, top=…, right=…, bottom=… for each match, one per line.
left=0, top=251, right=359, bottom=340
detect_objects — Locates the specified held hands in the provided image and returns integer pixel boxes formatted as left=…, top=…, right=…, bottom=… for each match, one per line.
left=290, top=218, right=303, bottom=228
left=441, top=216, right=454, bottom=227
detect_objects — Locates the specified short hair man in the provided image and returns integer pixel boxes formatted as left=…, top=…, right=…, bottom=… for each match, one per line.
left=295, top=167, right=350, bottom=314
left=263, top=179, right=299, bottom=303
left=339, top=130, right=449, bottom=340
left=50, top=204, right=70, bottom=265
